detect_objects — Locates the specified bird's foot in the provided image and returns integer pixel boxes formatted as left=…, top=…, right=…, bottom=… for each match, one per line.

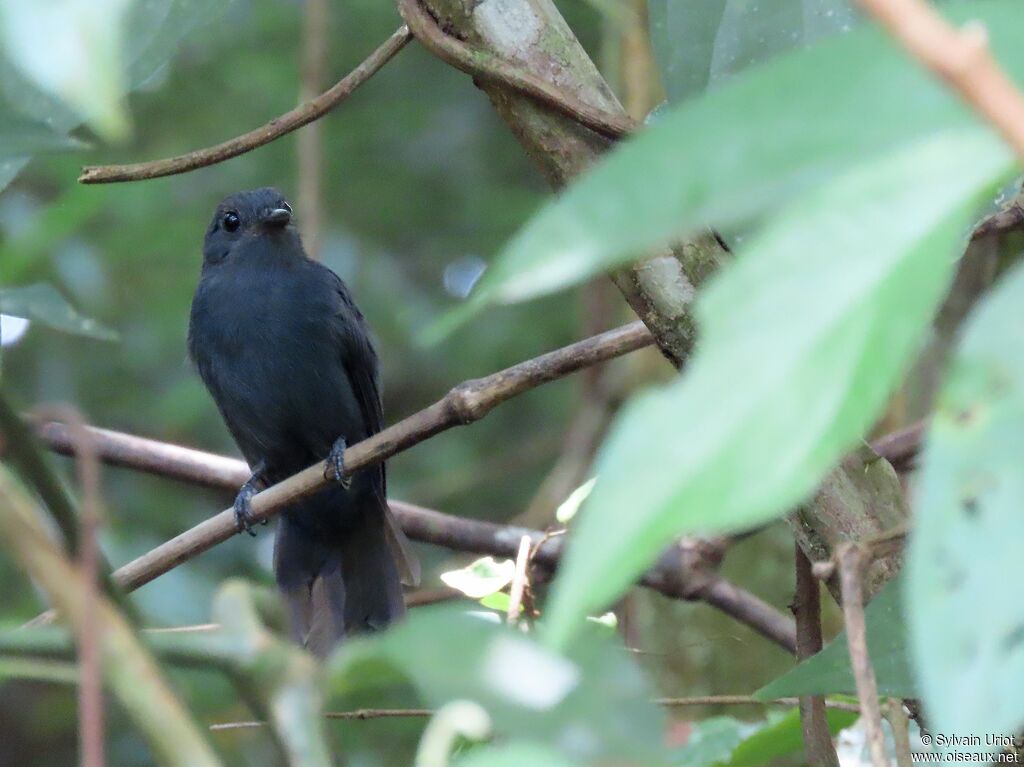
left=324, top=436, right=352, bottom=489
left=234, top=469, right=268, bottom=536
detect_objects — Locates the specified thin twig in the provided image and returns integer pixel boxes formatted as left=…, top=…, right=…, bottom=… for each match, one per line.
left=858, top=0, right=1024, bottom=159
left=210, top=709, right=434, bottom=731
left=812, top=524, right=908, bottom=582
left=886, top=698, right=914, bottom=767
left=210, top=695, right=863, bottom=732
left=506, top=535, right=532, bottom=625
left=396, top=0, right=635, bottom=140
left=78, top=26, right=413, bottom=183
left=34, top=406, right=105, bottom=767
left=792, top=544, right=840, bottom=766
left=837, top=543, right=888, bottom=767
left=296, top=0, right=327, bottom=256
left=655, top=695, right=861, bottom=713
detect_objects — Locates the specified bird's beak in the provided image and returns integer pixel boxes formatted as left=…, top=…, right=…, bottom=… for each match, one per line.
left=264, top=208, right=291, bottom=227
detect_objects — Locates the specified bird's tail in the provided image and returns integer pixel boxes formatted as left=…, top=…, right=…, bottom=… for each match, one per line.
left=274, top=492, right=405, bottom=658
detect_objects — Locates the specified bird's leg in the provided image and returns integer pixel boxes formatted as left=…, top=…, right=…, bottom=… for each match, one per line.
left=324, top=436, right=353, bottom=489
left=234, top=460, right=269, bottom=536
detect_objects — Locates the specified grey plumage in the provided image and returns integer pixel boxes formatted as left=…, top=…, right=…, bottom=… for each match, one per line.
left=188, top=187, right=415, bottom=656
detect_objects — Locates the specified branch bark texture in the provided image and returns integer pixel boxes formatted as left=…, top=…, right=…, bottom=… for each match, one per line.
left=406, top=0, right=911, bottom=602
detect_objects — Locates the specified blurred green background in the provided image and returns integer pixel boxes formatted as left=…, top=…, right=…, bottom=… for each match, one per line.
left=0, top=0, right=846, bottom=763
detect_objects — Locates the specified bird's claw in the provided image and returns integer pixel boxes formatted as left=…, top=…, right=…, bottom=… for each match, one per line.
left=325, top=436, right=352, bottom=489
left=233, top=476, right=266, bottom=536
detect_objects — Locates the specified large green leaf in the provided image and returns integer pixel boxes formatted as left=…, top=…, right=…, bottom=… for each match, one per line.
left=907, top=261, right=1024, bottom=744
left=466, top=0, right=1021, bottom=310
left=328, top=606, right=669, bottom=765
left=0, top=283, right=117, bottom=340
left=543, top=130, right=1014, bottom=648
left=756, top=576, right=915, bottom=700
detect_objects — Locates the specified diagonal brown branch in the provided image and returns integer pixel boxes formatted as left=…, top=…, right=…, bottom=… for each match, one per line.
left=78, top=26, right=412, bottom=184
left=859, top=0, right=1024, bottom=158
left=98, top=322, right=655, bottom=595
left=28, top=324, right=797, bottom=652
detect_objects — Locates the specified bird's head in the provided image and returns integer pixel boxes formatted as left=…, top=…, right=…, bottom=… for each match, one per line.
left=203, top=187, right=301, bottom=265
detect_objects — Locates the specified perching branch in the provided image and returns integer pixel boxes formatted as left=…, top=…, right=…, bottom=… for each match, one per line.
left=859, top=0, right=1024, bottom=159
left=78, top=26, right=412, bottom=184
left=32, top=405, right=799, bottom=652
left=91, top=322, right=656, bottom=596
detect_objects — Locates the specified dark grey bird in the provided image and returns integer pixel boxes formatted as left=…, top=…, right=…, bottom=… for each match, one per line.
left=188, top=187, right=417, bottom=656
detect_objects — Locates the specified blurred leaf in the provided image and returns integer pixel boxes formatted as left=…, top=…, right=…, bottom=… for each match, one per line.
left=756, top=576, right=914, bottom=700
left=479, top=591, right=512, bottom=611
left=452, top=742, right=579, bottom=767
left=672, top=717, right=751, bottom=767
left=671, top=708, right=856, bottom=767
left=649, top=0, right=859, bottom=103
left=0, top=464, right=223, bottom=766
left=908, top=261, right=1024, bottom=743
left=544, top=130, right=1013, bottom=647
left=0, top=112, right=83, bottom=161
left=441, top=556, right=516, bottom=599
left=555, top=477, right=596, bottom=524
left=124, top=0, right=233, bottom=88
left=329, top=606, right=669, bottom=765
left=0, top=0, right=132, bottom=140
left=725, top=707, right=856, bottom=767
left=1, top=185, right=112, bottom=282
left=0, top=283, right=117, bottom=340
left=462, top=1, right=1021, bottom=312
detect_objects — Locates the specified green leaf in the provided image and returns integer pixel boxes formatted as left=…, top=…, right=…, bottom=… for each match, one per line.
left=649, top=0, right=859, bottom=103
left=725, top=707, right=857, bottom=767
left=673, top=717, right=750, bottom=767
left=756, top=576, right=915, bottom=700
left=0, top=283, right=117, bottom=341
left=328, top=606, right=669, bottom=765
left=479, top=591, right=512, bottom=611
left=671, top=709, right=856, bottom=767
left=907, top=260, right=1024, bottom=743
left=0, top=0, right=133, bottom=140
left=441, top=556, right=516, bottom=598
left=543, top=130, right=1014, bottom=648
left=0, top=112, right=83, bottom=161
left=467, top=1, right=1021, bottom=311
left=452, top=742, right=579, bottom=767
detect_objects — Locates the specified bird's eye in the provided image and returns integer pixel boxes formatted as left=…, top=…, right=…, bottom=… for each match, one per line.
left=222, top=211, right=241, bottom=232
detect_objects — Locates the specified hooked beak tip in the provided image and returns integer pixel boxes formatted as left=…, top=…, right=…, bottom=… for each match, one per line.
left=264, top=208, right=291, bottom=227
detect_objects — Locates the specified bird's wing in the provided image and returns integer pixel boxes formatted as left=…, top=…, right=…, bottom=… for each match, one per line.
left=326, top=265, right=421, bottom=587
